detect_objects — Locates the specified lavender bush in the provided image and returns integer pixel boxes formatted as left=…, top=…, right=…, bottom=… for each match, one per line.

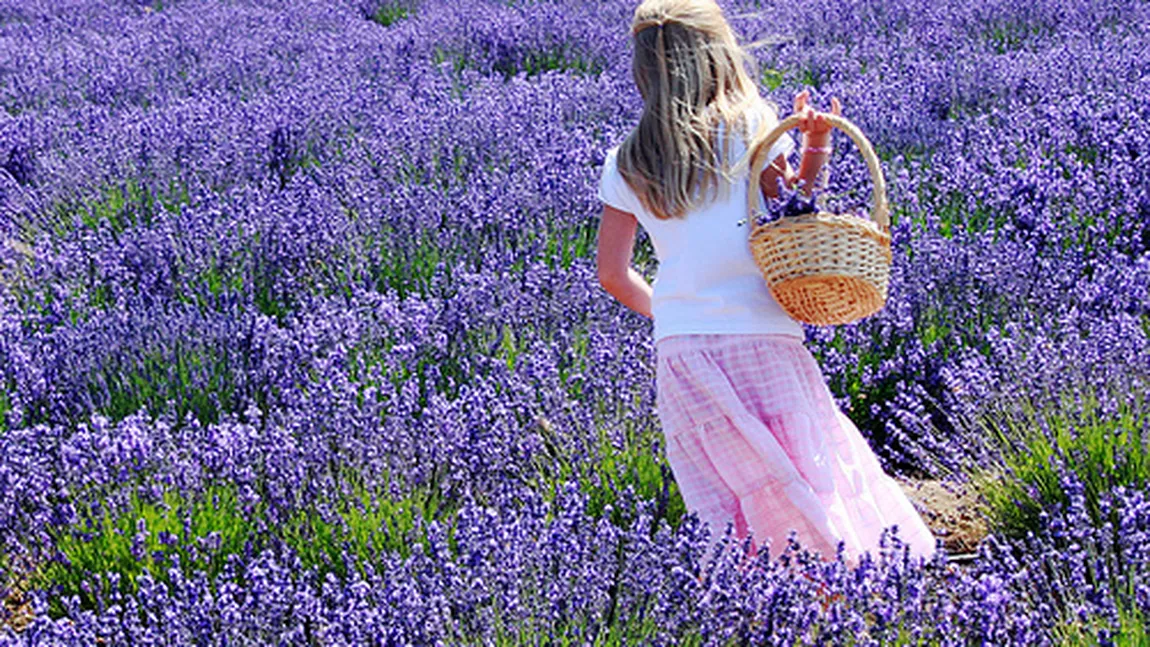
left=1, top=0, right=1149, bottom=643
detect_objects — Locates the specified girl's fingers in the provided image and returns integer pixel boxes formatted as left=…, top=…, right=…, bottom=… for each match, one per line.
left=793, top=91, right=843, bottom=134
left=793, top=89, right=810, bottom=113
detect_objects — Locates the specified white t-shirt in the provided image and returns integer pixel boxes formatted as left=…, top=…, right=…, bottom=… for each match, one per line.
left=597, top=111, right=803, bottom=343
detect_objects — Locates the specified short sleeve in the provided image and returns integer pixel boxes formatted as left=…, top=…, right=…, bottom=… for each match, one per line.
left=597, top=146, right=640, bottom=215
left=745, top=104, right=797, bottom=169
left=747, top=119, right=798, bottom=214
left=763, top=132, right=796, bottom=168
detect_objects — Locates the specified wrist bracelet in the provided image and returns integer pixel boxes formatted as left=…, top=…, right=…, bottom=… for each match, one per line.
left=803, top=145, right=833, bottom=155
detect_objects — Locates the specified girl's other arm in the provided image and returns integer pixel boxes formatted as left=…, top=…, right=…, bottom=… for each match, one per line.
left=760, top=154, right=795, bottom=200
left=596, top=205, right=653, bottom=319
left=759, top=148, right=822, bottom=201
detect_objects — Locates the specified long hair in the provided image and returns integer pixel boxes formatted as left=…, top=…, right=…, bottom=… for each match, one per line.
left=616, top=0, right=778, bottom=220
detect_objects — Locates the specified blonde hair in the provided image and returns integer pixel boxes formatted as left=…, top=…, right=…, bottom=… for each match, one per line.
left=616, top=0, right=777, bottom=221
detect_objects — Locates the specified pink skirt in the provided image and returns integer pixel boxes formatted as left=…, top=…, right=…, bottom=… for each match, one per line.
left=656, top=334, right=938, bottom=567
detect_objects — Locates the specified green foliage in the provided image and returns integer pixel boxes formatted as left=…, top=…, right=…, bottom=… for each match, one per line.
left=370, top=2, right=410, bottom=27
left=0, top=388, right=9, bottom=434
left=11, top=179, right=190, bottom=332
left=797, top=65, right=828, bottom=92
left=89, top=340, right=244, bottom=428
left=189, top=253, right=247, bottom=304
left=542, top=219, right=598, bottom=272
left=38, top=484, right=253, bottom=616
left=159, top=221, right=304, bottom=325
left=925, top=187, right=1007, bottom=238
left=478, top=589, right=671, bottom=646
left=362, top=225, right=454, bottom=300
left=761, top=67, right=786, bottom=92
left=528, top=414, right=686, bottom=539
left=964, top=378, right=1149, bottom=643
left=969, top=382, right=1149, bottom=540
left=497, top=324, right=529, bottom=372
left=496, top=46, right=606, bottom=80
left=431, top=44, right=605, bottom=82
left=978, top=16, right=1055, bottom=54
left=35, top=466, right=467, bottom=617
left=250, top=240, right=297, bottom=324
left=281, top=466, right=463, bottom=581
left=46, top=179, right=189, bottom=240
left=356, top=215, right=598, bottom=314
left=1053, top=603, right=1148, bottom=647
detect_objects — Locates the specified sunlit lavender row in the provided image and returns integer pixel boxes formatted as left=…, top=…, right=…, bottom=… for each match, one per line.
left=2, top=0, right=1149, bottom=643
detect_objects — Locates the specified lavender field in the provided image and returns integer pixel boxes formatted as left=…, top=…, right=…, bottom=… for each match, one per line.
left=2, top=0, right=1150, bottom=643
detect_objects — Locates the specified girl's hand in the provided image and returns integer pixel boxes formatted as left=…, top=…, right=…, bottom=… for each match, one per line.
left=793, top=90, right=842, bottom=144
left=792, top=90, right=842, bottom=195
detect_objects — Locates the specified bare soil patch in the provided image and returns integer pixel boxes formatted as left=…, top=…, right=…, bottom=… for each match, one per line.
left=896, top=476, right=990, bottom=557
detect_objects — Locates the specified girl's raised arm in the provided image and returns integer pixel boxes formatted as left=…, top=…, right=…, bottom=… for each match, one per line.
left=596, top=205, right=654, bottom=319
left=759, top=92, right=842, bottom=201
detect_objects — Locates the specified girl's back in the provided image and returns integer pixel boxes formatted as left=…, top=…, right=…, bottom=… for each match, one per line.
left=598, top=109, right=800, bottom=342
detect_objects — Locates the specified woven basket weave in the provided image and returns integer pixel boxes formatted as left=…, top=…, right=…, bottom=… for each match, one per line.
left=746, top=113, right=892, bottom=326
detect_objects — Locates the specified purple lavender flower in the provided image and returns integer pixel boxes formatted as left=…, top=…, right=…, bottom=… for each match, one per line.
left=0, top=0, right=1148, bottom=642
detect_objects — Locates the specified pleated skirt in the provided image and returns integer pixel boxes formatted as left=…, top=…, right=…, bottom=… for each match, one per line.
left=655, top=333, right=938, bottom=567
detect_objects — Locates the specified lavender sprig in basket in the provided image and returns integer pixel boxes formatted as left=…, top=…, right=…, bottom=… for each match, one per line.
left=749, top=178, right=871, bottom=228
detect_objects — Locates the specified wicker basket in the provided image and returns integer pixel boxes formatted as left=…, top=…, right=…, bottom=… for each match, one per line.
left=746, top=113, right=892, bottom=327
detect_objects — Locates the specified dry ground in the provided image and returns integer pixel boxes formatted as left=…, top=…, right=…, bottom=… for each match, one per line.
left=896, top=476, right=990, bottom=558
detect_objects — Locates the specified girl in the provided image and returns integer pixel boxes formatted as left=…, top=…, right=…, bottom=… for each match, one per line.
left=595, top=0, right=939, bottom=569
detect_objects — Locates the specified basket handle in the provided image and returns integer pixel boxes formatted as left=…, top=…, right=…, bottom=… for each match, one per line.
left=746, top=113, right=890, bottom=230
